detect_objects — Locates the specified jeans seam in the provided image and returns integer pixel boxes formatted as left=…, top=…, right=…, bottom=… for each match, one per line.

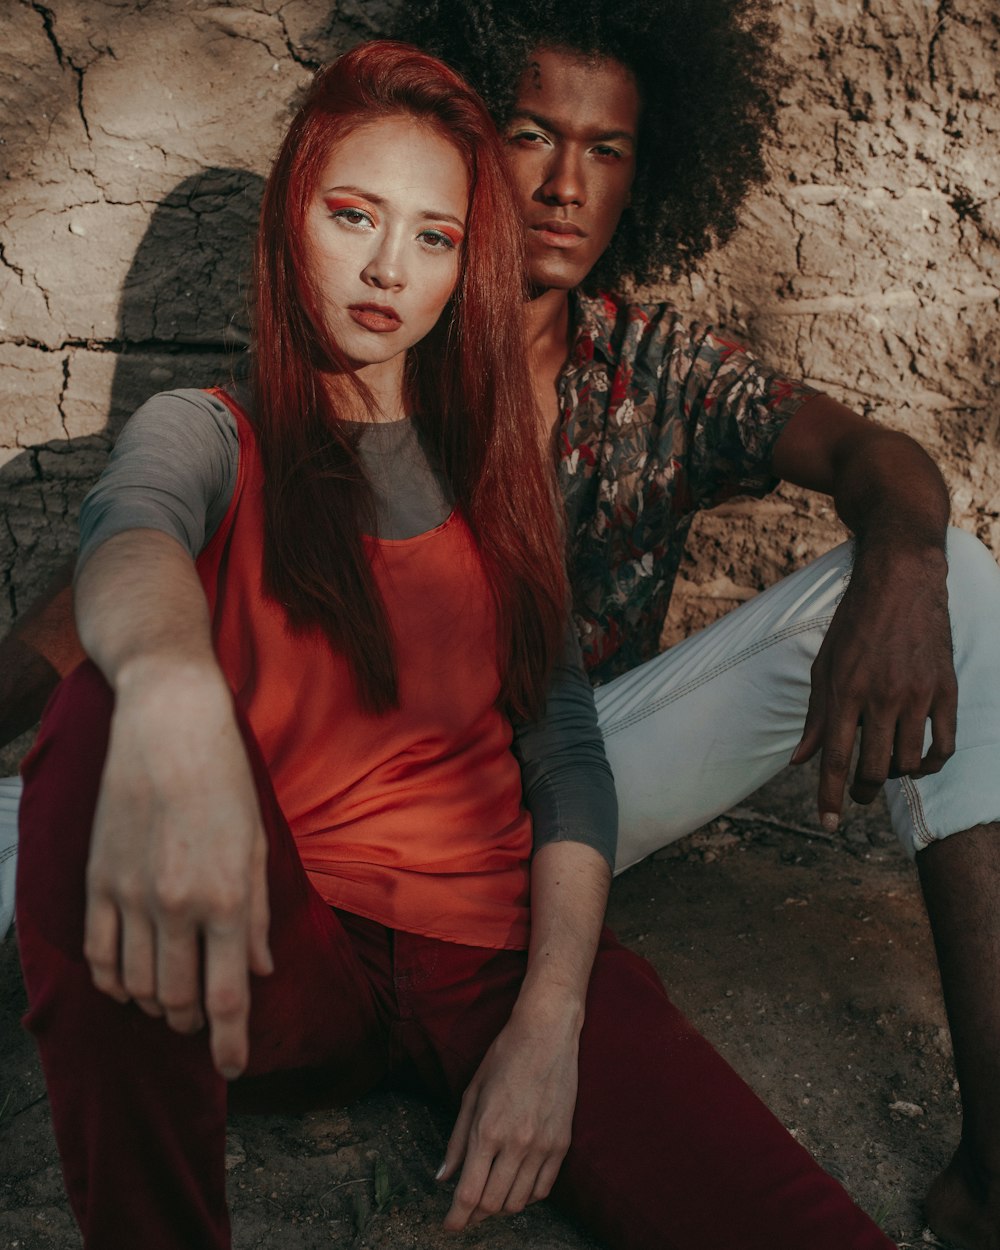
left=899, top=775, right=934, bottom=852
left=601, top=615, right=835, bottom=739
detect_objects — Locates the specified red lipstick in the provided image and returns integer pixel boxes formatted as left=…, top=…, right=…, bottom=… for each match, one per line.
left=348, top=303, right=401, bottom=333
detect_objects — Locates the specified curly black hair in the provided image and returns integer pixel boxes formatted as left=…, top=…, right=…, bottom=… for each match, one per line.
left=394, top=0, right=785, bottom=290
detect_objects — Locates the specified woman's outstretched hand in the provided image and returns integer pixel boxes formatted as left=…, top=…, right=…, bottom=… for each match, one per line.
left=75, top=529, right=273, bottom=1080
left=84, top=658, right=272, bottom=1078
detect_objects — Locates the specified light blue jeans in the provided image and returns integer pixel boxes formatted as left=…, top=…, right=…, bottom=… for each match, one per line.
left=604, top=527, right=1000, bottom=872
left=2, top=528, right=998, bottom=939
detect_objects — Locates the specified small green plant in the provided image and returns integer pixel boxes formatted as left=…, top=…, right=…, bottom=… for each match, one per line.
left=373, top=1155, right=404, bottom=1213
left=870, top=1194, right=897, bottom=1232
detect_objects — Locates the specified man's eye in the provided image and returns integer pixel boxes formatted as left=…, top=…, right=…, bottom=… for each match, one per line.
left=593, top=146, right=623, bottom=160
left=510, top=130, right=547, bottom=146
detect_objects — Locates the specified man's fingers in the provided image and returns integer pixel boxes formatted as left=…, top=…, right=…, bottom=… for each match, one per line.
left=849, top=715, right=894, bottom=806
left=203, top=923, right=252, bottom=1079
left=890, top=712, right=930, bottom=781
left=83, top=896, right=129, bottom=1003
left=920, top=692, right=958, bottom=776
left=816, top=713, right=858, bottom=828
left=791, top=681, right=826, bottom=766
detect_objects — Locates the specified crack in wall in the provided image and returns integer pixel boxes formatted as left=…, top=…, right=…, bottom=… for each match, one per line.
left=926, top=0, right=952, bottom=88
left=29, top=2, right=92, bottom=141
left=56, top=355, right=70, bottom=440
left=0, top=241, right=52, bottom=319
left=275, top=7, right=321, bottom=70
left=0, top=336, right=243, bottom=354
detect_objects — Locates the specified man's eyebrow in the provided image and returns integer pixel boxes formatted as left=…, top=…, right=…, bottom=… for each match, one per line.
left=322, top=186, right=465, bottom=229
left=507, top=111, right=636, bottom=145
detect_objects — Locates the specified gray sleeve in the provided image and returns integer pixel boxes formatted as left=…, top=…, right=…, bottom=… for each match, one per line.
left=511, top=628, right=618, bottom=870
left=77, top=388, right=239, bottom=573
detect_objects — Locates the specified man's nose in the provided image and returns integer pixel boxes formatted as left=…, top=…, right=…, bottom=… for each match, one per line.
left=540, top=147, right=586, bottom=207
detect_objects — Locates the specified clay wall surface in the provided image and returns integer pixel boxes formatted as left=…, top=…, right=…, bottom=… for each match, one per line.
left=2, top=0, right=998, bottom=648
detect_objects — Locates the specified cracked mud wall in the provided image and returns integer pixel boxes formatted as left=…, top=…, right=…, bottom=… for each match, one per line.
left=1, top=0, right=998, bottom=648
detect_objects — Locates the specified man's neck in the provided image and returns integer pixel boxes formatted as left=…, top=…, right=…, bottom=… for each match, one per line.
left=523, top=286, right=572, bottom=361
left=523, top=286, right=574, bottom=450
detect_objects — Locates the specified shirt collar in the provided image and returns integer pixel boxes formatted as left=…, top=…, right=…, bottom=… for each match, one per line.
left=566, top=290, right=621, bottom=371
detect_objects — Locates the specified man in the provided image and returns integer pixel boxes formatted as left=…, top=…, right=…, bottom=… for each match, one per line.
left=3, top=1, right=999, bottom=1245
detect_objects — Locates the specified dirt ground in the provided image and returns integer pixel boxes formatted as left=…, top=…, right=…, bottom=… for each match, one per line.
left=0, top=759, right=962, bottom=1249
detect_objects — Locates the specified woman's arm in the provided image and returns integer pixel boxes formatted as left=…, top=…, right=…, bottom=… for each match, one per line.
left=440, top=839, right=610, bottom=1228
left=71, top=390, right=266, bottom=1077
left=511, top=627, right=618, bottom=869
left=77, top=528, right=272, bottom=1079
left=439, top=639, right=616, bottom=1228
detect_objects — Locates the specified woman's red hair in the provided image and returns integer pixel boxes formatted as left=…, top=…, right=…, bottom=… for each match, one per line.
left=253, top=40, right=567, bottom=717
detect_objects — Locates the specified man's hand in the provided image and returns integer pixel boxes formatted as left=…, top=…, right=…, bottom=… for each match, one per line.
left=84, top=658, right=272, bottom=1078
left=439, top=994, right=580, bottom=1229
left=791, top=541, right=957, bottom=828
left=772, top=393, right=955, bottom=829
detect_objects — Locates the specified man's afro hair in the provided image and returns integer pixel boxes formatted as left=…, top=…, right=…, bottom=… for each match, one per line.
left=395, top=0, right=786, bottom=291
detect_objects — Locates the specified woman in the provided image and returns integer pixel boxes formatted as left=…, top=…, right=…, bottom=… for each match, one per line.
left=16, top=41, right=895, bottom=1250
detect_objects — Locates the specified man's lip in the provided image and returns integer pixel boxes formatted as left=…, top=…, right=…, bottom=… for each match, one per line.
left=530, top=221, right=588, bottom=249
left=348, top=304, right=401, bottom=332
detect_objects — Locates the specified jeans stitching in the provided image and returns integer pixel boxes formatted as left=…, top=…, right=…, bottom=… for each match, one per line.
left=602, top=615, right=835, bottom=738
left=899, top=775, right=933, bottom=852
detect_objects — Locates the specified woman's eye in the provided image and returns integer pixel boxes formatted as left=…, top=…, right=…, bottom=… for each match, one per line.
left=333, top=207, right=373, bottom=227
left=419, top=230, right=457, bottom=250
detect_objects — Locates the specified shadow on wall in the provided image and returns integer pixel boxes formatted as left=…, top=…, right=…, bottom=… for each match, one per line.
left=0, top=167, right=266, bottom=627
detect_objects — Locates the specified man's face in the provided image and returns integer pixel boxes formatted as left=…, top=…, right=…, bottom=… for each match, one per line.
left=504, top=48, right=640, bottom=292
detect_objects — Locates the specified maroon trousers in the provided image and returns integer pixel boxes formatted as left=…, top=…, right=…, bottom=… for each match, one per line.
left=17, top=663, right=895, bottom=1250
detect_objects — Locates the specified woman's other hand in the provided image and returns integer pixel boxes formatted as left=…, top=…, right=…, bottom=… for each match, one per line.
left=438, top=989, right=581, bottom=1228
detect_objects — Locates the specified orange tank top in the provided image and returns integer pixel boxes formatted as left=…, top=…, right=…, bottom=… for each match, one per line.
left=195, top=390, right=531, bottom=950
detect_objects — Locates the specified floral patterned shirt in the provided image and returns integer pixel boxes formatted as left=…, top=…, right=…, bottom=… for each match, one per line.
left=559, top=291, right=818, bottom=684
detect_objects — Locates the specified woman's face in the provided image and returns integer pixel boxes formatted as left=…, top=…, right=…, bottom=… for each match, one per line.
left=302, top=114, right=469, bottom=380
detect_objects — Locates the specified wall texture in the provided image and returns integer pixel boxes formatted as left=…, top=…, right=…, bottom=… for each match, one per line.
left=2, top=0, right=998, bottom=646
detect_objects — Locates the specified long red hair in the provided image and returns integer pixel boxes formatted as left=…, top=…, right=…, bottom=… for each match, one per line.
left=253, top=40, right=567, bottom=717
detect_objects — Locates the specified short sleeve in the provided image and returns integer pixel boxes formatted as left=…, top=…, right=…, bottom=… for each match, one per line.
left=77, top=389, right=239, bottom=574
left=680, top=328, right=818, bottom=510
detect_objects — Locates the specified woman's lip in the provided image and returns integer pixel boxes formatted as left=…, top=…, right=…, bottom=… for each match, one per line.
left=530, top=226, right=587, bottom=250
left=348, top=305, right=401, bottom=332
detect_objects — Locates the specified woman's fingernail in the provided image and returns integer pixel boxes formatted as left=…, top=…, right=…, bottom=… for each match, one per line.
left=820, top=812, right=839, bottom=833
left=435, top=1162, right=447, bottom=1181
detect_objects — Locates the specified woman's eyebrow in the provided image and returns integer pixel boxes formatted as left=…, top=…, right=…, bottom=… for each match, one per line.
left=322, top=185, right=465, bottom=228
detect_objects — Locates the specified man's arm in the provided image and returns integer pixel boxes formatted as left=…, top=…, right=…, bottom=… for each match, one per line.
left=439, top=840, right=610, bottom=1229
left=0, top=559, right=84, bottom=747
left=76, top=528, right=272, bottom=1077
left=771, top=393, right=956, bottom=827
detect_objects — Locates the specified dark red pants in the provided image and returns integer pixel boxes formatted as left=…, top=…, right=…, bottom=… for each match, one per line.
left=17, top=663, right=895, bottom=1250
